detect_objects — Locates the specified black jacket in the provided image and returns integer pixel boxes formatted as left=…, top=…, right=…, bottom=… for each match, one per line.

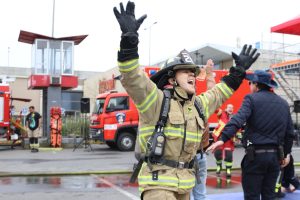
left=221, top=90, right=294, bottom=156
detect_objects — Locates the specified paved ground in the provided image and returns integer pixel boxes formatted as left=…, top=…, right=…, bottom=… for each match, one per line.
left=1, top=143, right=299, bottom=176
left=0, top=171, right=299, bottom=200
left=0, top=144, right=299, bottom=200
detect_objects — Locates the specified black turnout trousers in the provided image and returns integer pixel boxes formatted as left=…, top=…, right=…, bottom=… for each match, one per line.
left=241, top=152, right=280, bottom=200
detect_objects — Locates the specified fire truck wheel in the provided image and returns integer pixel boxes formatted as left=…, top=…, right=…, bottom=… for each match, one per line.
left=117, top=132, right=135, bottom=151
left=106, top=141, right=117, bottom=149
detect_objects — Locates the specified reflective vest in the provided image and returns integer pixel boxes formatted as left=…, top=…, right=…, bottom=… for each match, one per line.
left=212, top=110, right=232, bottom=141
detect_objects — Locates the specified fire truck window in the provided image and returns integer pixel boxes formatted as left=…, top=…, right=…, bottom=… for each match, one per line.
left=107, top=97, right=129, bottom=112
left=94, top=98, right=105, bottom=114
left=0, top=97, right=3, bottom=122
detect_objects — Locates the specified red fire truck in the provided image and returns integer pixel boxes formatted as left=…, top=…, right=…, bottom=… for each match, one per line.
left=0, top=83, right=30, bottom=147
left=0, top=84, right=11, bottom=137
left=90, top=69, right=250, bottom=151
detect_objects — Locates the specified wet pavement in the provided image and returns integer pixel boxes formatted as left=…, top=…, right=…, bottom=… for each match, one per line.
left=0, top=173, right=238, bottom=200
left=0, top=144, right=299, bottom=199
left=0, top=169, right=299, bottom=200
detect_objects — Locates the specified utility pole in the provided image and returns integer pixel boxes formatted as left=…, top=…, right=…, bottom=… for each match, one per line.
left=52, top=0, right=56, bottom=37
left=7, top=47, right=10, bottom=67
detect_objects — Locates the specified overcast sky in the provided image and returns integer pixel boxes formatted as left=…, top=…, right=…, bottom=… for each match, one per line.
left=1, top=0, right=300, bottom=72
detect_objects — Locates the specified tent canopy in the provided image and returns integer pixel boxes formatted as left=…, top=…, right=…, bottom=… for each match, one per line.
left=271, top=16, right=300, bottom=35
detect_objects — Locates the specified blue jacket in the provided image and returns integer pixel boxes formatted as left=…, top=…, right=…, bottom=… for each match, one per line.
left=221, top=90, right=294, bottom=155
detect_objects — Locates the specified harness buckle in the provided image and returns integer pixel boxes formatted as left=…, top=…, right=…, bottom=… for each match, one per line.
left=178, top=161, right=185, bottom=169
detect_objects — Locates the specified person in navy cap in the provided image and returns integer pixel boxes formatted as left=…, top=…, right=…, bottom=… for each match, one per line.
left=207, top=70, right=295, bottom=200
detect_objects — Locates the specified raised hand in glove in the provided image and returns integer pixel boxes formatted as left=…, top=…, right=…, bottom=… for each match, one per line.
left=113, top=1, right=147, bottom=49
left=232, top=44, right=260, bottom=70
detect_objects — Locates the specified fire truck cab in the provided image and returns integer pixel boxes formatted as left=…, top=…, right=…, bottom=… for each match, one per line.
left=90, top=91, right=139, bottom=151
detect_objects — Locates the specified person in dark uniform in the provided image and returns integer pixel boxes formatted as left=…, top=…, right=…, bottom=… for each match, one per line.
left=207, top=70, right=294, bottom=200
left=26, top=106, right=42, bottom=152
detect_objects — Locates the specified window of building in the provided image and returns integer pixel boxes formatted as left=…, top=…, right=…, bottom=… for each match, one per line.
left=62, top=41, right=74, bottom=75
left=35, top=39, right=49, bottom=74
left=49, top=40, right=62, bottom=76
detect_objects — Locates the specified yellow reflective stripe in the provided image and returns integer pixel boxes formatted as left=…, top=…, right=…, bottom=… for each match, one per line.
left=212, top=121, right=226, bottom=138
left=186, top=131, right=202, bottom=142
left=140, top=132, right=152, bottom=150
left=138, top=187, right=145, bottom=197
left=204, top=95, right=209, bottom=118
left=186, top=131, right=198, bottom=137
left=221, top=82, right=233, bottom=95
left=165, top=127, right=203, bottom=142
left=140, top=126, right=155, bottom=132
left=216, top=83, right=233, bottom=99
left=136, top=87, right=156, bottom=109
left=225, top=161, right=233, bottom=167
left=216, top=160, right=222, bottom=165
left=118, top=59, right=138, bottom=67
left=139, top=126, right=203, bottom=143
left=216, top=84, right=229, bottom=98
left=164, top=127, right=183, bottom=138
left=138, top=175, right=178, bottom=187
left=199, top=94, right=209, bottom=118
left=139, top=175, right=178, bottom=181
left=139, top=136, right=146, bottom=152
left=136, top=87, right=158, bottom=113
left=118, top=59, right=139, bottom=72
left=138, top=187, right=144, bottom=196
left=198, top=95, right=208, bottom=119
left=165, top=126, right=182, bottom=131
left=178, top=178, right=195, bottom=189
left=139, top=126, right=155, bottom=152
left=139, top=127, right=155, bottom=136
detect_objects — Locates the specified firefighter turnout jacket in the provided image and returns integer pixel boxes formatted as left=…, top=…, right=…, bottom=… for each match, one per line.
left=118, top=58, right=233, bottom=195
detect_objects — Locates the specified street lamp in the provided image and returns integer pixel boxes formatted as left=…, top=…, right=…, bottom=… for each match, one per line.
left=144, top=21, right=157, bottom=66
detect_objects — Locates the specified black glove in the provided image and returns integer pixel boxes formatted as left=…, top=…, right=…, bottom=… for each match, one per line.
left=232, top=44, right=260, bottom=70
left=113, top=1, right=147, bottom=49
left=222, top=66, right=245, bottom=90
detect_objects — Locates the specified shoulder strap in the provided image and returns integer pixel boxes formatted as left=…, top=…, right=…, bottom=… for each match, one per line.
left=194, top=99, right=206, bottom=123
left=156, top=89, right=171, bottom=128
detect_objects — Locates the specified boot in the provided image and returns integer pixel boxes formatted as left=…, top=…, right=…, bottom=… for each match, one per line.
left=226, top=167, right=232, bottom=178
left=216, top=176, right=222, bottom=188
left=276, top=190, right=285, bottom=198
left=216, top=164, right=222, bottom=175
left=226, top=177, right=231, bottom=186
left=224, top=161, right=233, bottom=178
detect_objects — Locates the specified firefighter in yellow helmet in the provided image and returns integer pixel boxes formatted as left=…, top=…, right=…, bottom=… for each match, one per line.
left=113, top=1, right=260, bottom=199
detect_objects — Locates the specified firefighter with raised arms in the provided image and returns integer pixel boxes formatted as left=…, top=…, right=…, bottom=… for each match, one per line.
left=113, top=1, right=260, bottom=199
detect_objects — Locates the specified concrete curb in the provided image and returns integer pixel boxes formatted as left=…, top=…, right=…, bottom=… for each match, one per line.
left=38, top=147, right=63, bottom=151
left=0, top=163, right=299, bottom=178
